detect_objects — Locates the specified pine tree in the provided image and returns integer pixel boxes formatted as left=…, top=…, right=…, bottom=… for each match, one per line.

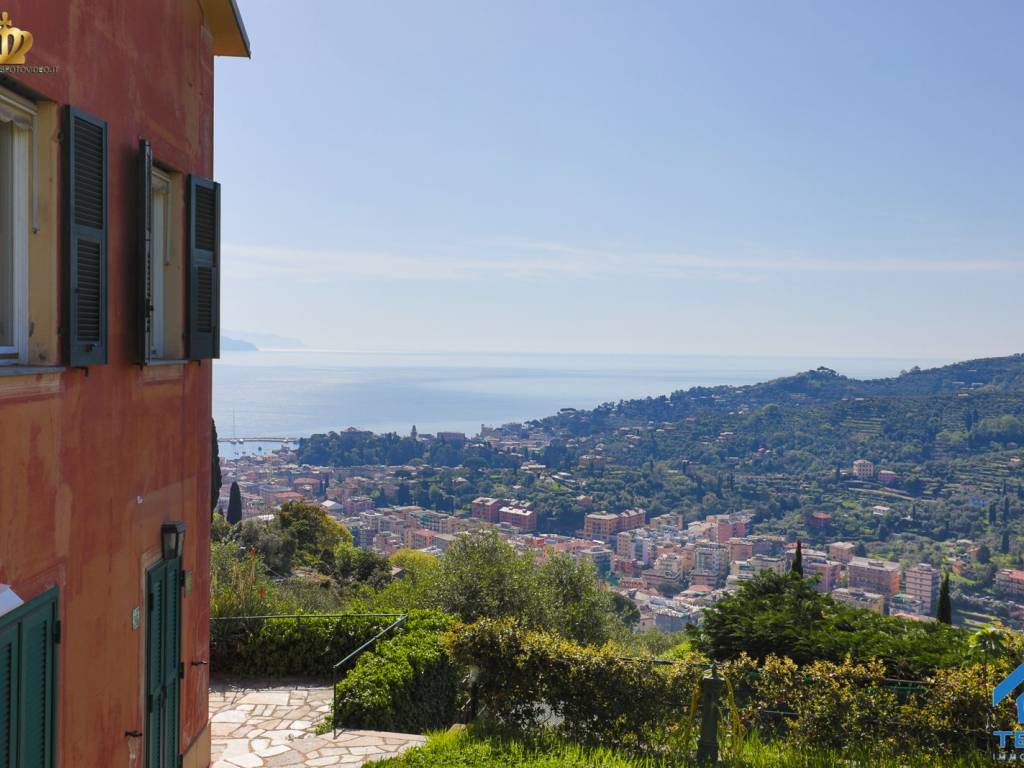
left=791, top=540, right=803, bottom=577
left=936, top=573, right=952, bottom=624
left=227, top=481, right=243, bottom=525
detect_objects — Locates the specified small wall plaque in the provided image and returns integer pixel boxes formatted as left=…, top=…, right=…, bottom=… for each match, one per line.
left=131, top=606, right=141, bottom=630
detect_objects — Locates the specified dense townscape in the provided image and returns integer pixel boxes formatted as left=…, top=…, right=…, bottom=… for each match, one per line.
left=218, top=354, right=1024, bottom=630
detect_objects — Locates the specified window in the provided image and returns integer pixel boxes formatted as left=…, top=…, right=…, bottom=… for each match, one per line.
left=0, top=97, right=31, bottom=365
left=149, top=167, right=171, bottom=359
left=0, top=588, right=58, bottom=768
left=138, top=141, right=186, bottom=363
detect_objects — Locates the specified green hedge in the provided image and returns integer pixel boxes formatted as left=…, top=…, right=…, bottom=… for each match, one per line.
left=333, top=612, right=461, bottom=733
left=447, top=618, right=704, bottom=749
left=449, top=618, right=1014, bottom=758
left=211, top=613, right=399, bottom=677
left=722, top=654, right=1014, bottom=757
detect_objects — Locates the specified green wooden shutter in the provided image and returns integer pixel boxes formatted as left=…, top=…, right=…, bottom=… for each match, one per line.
left=63, top=107, right=108, bottom=367
left=187, top=177, right=220, bottom=360
left=137, top=139, right=154, bottom=365
left=162, top=563, right=180, bottom=768
left=16, top=595, right=56, bottom=768
left=0, top=624, right=18, bottom=768
left=146, top=568, right=165, bottom=768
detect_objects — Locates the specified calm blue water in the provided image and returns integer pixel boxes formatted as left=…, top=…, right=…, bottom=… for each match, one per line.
left=212, top=350, right=948, bottom=450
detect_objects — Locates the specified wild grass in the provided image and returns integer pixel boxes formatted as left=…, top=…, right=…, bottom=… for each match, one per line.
left=367, top=726, right=996, bottom=768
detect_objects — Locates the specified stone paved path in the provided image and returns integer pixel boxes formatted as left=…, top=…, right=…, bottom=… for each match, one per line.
left=210, top=681, right=426, bottom=767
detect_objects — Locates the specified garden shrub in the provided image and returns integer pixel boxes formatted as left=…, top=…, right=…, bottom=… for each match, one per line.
left=721, top=652, right=1017, bottom=756
left=447, top=618, right=705, bottom=750
left=211, top=613, right=397, bottom=677
left=333, top=611, right=461, bottom=733
left=451, top=619, right=1013, bottom=758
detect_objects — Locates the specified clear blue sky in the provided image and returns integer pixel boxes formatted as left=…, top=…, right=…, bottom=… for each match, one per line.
left=214, top=1, right=1023, bottom=360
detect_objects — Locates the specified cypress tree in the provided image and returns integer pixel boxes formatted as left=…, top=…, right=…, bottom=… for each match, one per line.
left=791, top=540, right=804, bottom=577
left=227, top=481, right=243, bottom=525
left=211, top=419, right=222, bottom=514
left=1003, top=530, right=1011, bottom=555
left=936, top=573, right=952, bottom=624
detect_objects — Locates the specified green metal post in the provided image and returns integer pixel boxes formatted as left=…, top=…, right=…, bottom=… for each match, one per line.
left=696, top=664, right=723, bottom=766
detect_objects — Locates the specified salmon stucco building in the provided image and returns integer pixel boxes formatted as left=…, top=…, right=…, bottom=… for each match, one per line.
left=0, top=2, right=248, bottom=767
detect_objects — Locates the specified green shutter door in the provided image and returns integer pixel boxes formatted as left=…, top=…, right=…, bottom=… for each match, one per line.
left=146, top=561, right=181, bottom=768
left=146, top=564, right=165, bottom=768
left=161, top=562, right=180, bottom=768
left=16, top=597, right=56, bottom=768
left=0, top=623, right=18, bottom=768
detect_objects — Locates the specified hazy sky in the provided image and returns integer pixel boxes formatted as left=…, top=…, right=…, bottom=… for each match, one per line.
left=215, top=1, right=1023, bottom=360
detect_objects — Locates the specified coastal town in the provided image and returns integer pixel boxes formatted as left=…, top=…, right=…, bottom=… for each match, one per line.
left=218, top=427, right=1024, bottom=632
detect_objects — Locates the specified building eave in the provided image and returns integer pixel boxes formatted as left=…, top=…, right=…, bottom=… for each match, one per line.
left=204, top=0, right=251, bottom=58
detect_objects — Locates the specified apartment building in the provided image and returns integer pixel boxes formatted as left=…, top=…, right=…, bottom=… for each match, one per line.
left=0, top=4, right=248, bottom=767
left=904, top=563, right=941, bottom=614
left=852, top=459, right=875, bottom=481
left=499, top=505, right=537, bottom=532
left=828, top=541, right=857, bottom=564
left=803, top=554, right=842, bottom=594
left=583, top=508, right=645, bottom=541
left=996, top=569, right=1024, bottom=599
left=471, top=496, right=503, bottom=523
left=832, top=588, right=886, bottom=614
left=848, top=557, right=902, bottom=598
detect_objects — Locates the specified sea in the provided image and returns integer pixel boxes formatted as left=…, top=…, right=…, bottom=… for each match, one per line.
left=212, top=350, right=948, bottom=459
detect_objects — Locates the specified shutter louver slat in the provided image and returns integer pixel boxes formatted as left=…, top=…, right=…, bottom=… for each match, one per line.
left=64, top=107, right=108, bottom=366
left=194, top=186, right=216, bottom=251
left=163, top=563, right=181, bottom=767
left=137, top=139, right=154, bottom=364
left=196, top=267, right=213, bottom=333
left=75, top=241, right=102, bottom=342
left=17, top=596, right=55, bottom=768
left=188, top=176, right=220, bottom=359
left=0, top=625, right=16, bottom=768
left=147, top=570, right=164, bottom=768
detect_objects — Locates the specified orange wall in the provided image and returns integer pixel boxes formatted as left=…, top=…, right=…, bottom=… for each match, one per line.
left=0, top=1, right=217, bottom=765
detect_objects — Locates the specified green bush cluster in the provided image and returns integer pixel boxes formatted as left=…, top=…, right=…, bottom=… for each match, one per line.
left=722, top=653, right=1016, bottom=756
left=211, top=613, right=396, bottom=677
left=696, top=571, right=968, bottom=678
left=449, top=618, right=1015, bottom=759
left=333, top=611, right=462, bottom=733
left=447, top=618, right=705, bottom=750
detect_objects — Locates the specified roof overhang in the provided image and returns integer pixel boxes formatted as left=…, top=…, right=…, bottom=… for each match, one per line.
left=203, top=0, right=251, bottom=58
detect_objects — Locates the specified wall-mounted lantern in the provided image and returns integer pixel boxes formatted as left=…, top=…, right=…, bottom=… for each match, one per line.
left=161, top=521, right=187, bottom=561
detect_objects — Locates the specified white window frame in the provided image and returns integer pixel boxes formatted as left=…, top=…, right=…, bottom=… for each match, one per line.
left=150, top=167, right=172, bottom=360
left=0, top=110, right=30, bottom=365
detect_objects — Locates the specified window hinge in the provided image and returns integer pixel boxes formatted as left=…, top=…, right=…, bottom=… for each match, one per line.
left=179, top=662, right=185, bottom=680
left=53, top=620, right=61, bottom=644
left=179, top=570, right=186, bottom=589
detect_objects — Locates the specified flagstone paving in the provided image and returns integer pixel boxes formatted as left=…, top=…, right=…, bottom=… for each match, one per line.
left=210, top=681, right=426, bottom=767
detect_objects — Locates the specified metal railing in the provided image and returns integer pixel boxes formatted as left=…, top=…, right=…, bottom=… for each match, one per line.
left=209, top=612, right=409, bottom=738
left=330, top=614, right=407, bottom=737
